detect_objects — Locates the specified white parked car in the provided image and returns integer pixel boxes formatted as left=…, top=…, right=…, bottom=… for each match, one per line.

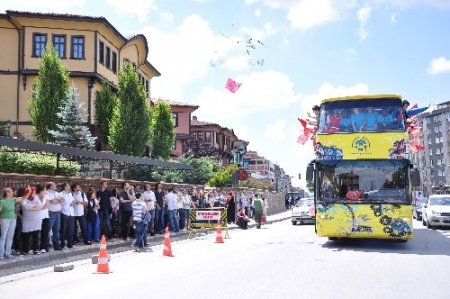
left=422, top=195, right=450, bottom=229
left=291, top=198, right=315, bottom=225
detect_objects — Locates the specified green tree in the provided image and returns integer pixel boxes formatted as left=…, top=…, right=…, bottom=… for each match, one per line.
left=109, top=63, right=151, bottom=156
left=28, top=46, right=69, bottom=142
left=94, top=82, right=116, bottom=147
left=150, top=99, right=175, bottom=159
left=49, top=85, right=96, bottom=149
left=207, top=164, right=238, bottom=187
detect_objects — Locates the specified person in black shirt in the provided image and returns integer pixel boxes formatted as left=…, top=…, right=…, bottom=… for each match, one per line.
left=119, top=182, right=135, bottom=240
left=154, top=183, right=165, bottom=234
left=96, top=180, right=113, bottom=239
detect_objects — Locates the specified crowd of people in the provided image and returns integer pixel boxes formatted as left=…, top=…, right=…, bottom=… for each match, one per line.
left=0, top=181, right=269, bottom=258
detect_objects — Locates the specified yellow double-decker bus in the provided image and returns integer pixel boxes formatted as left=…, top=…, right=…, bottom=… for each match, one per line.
left=306, top=95, right=420, bottom=241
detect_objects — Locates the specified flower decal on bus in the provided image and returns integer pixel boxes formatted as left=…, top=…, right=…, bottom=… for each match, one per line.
left=370, top=204, right=412, bottom=238
left=351, top=137, right=371, bottom=152
left=315, top=143, right=343, bottom=160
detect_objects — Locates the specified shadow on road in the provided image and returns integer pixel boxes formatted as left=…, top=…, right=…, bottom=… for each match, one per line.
left=321, top=227, right=450, bottom=256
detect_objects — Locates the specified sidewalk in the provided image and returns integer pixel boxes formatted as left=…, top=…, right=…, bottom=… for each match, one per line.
left=0, top=210, right=291, bottom=277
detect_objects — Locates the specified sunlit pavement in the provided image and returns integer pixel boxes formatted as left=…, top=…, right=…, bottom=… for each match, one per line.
left=1, top=219, right=449, bottom=299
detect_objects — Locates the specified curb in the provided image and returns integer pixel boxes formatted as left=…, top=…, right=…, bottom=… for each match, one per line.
left=0, top=214, right=291, bottom=278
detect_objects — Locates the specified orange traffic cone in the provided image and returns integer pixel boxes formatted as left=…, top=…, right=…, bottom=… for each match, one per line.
left=94, top=235, right=111, bottom=274
left=215, top=224, right=224, bottom=243
left=163, top=227, right=174, bottom=257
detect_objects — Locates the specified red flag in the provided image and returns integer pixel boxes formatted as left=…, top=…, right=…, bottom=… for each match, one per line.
left=410, top=103, right=418, bottom=109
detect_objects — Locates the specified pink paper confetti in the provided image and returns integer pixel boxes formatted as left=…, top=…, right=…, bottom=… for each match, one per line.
left=225, top=78, right=242, bottom=93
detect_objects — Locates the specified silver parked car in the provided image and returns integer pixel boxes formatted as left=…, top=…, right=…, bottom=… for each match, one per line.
left=291, top=198, right=315, bottom=225
left=422, top=195, right=450, bottom=229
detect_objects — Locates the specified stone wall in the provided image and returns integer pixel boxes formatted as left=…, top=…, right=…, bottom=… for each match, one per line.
left=0, top=173, right=288, bottom=215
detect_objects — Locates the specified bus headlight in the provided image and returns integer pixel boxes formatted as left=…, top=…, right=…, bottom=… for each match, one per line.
left=431, top=210, right=440, bottom=216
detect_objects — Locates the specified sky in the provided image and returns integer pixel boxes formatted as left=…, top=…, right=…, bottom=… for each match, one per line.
left=2, top=0, right=450, bottom=187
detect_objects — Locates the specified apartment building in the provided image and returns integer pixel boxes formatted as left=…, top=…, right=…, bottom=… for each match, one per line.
left=0, top=11, right=160, bottom=138
left=190, top=116, right=243, bottom=165
left=168, top=100, right=199, bottom=157
left=415, top=101, right=450, bottom=195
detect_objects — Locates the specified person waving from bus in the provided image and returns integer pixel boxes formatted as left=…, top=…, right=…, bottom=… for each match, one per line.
left=351, top=107, right=366, bottom=132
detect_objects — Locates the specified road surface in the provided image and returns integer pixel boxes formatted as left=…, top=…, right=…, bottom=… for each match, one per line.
left=1, top=220, right=450, bottom=299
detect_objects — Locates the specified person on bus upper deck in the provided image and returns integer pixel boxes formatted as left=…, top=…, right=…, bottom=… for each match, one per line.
left=402, top=100, right=410, bottom=121
left=365, top=107, right=378, bottom=131
left=307, top=105, right=320, bottom=127
left=351, top=107, right=366, bottom=132
left=327, top=109, right=340, bottom=133
left=339, top=109, right=352, bottom=132
left=377, top=108, right=395, bottom=130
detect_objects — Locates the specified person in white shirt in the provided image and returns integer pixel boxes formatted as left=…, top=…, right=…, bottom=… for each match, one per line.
left=59, top=182, right=75, bottom=249
left=39, top=185, right=50, bottom=254
left=72, top=184, right=90, bottom=245
left=46, top=182, right=63, bottom=250
left=21, top=184, right=47, bottom=255
left=181, top=190, right=192, bottom=231
left=165, top=188, right=179, bottom=233
left=142, top=184, right=156, bottom=237
left=131, top=193, right=147, bottom=251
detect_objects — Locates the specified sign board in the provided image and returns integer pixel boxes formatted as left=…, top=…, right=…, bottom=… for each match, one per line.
left=189, top=208, right=227, bottom=229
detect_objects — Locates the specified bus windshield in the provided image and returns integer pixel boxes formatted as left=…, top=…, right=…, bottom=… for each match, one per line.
left=318, top=160, right=410, bottom=204
left=318, top=99, right=405, bottom=134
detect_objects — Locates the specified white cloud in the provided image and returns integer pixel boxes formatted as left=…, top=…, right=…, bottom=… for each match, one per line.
left=0, top=0, right=86, bottom=13
left=239, top=23, right=276, bottom=42
left=194, top=70, right=301, bottom=121
left=143, top=14, right=237, bottom=99
left=254, top=8, right=262, bottom=17
left=106, top=0, right=157, bottom=22
left=427, top=57, right=450, bottom=75
left=288, top=0, right=340, bottom=30
left=357, top=5, right=372, bottom=41
left=265, top=119, right=288, bottom=142
left=223, top=55, right=250, bottom=71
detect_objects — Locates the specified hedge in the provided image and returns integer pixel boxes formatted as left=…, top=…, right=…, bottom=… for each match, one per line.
left=0, top=148, right=80, bottom=176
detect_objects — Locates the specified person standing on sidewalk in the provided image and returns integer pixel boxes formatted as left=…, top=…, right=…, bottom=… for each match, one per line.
left=165, top=188, right=179, bottom=233
left=59, top=183, right=75, bottom=249
left=46, top=182, right=63, bottom=250
left=154, top=183, right=165, bottom=234
left=119, top=182, right=135, bottom=241
left=39, top=187, right=50, bottom=254
left=0, top=186, right=30, bottom=259
left=86, top=187, right=100, bottom=243
left=181, top=189, right=192, bottom=231
left=72, top=184, right=90, bottom=245
left=22, top=185, right=47, bottom=255
left=131, top=192, right=147, bottom=252
left=96, top=180, right=114, bottom=239
left=142, top=184, right=156, bottom=236
left=252, top=194, right=264, bottom=229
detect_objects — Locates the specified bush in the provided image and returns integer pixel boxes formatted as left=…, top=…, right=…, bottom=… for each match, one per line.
left=0, top=148, right=80, bottom=176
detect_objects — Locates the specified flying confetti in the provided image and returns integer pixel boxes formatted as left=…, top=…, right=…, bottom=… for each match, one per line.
left=225, top=78, right=242, bottom=93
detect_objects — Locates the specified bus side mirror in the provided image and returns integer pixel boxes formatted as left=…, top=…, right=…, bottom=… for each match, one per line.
left=410, top=169, right=420, bottom=187
left=306, top=164, right=314, bottom=181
